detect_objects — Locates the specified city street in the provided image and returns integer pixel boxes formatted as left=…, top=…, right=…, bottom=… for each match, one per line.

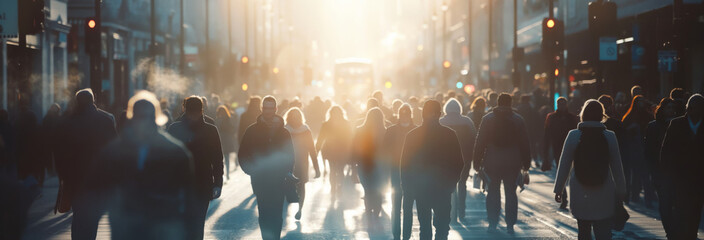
left=23, top=157, right=693, bottom=240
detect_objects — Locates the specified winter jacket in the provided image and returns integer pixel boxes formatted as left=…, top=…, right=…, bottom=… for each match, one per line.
left=286, top=124, right=318, bottom=183
left=645, top=120, right=670, bottom=183
left=543, top=110, right=579, bottom=159
left=383, top=122, right=416, bottom=188
left=440, top=100, right=477, bottom=185
left=167, top=117, right=223, bottom=198
left=316, top=119, right=353, bottom=163
left=238, top=109, right=262, bottom=144
left=401, top=119, right=463, bottom=196
left=215, top=117, right=237, bottom=154
left=238, top=115, right=295, bottom=182
left=554, top=121, right=626, bottom=220
left=661, top=115, right=704, bottom=191
left=473, top=106, right=531, bottom=172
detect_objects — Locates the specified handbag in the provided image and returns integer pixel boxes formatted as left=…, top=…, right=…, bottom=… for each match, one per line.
left=54, top=180, right=72, bottom=214
left=284, top=173, right=300, bottom=203
left=612, top=200, right=629, bottom=231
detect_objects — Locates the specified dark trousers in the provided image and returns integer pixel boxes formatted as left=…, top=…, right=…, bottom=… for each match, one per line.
left=402, top=193, right=416, bottom=240
left=71, top=195, right=104, bottom=240
left=486, top=169, right=518, bottom=227
left=654, top=178, right=675, bottom=238
left=187, top=197, right=210, bottom=239
left=673, top=188, right=703, bottom=240
left=577, top=218, right=612, bottom=240
left=456, top=174, right=469, bottom=219
left=416, top=193, right=452, bottom=240
left=391, top=187, right=402, bottom=240
left=252, top=179, right=286, bottom=240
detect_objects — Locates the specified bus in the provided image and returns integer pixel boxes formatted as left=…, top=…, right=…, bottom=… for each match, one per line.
left=333, top=58, right=374, bottom=99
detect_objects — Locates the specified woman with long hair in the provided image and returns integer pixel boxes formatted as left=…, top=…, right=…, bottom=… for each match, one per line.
left=316, top=105, right=353, bottom=198
left=216, top=106, right=237, bottom=178
left=468, top=97, right=487, bottom=130
left=284, top=107, right=320, bottom=220
left=351, top=107, right=387, bottom=217
left=554, top=99, right=626, bottom=240
left=621, top=95, right=655, bottom=205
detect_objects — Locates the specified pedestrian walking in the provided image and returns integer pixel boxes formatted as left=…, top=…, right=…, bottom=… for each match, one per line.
left=621, top=95, right=655, bottom=205
left=54, top=89, right=117, bottom=240
left=215, top=105, right=237, bottom=179
left=14, top=99, right=42, bottom=184
left=661, top=94, right=703, bottom=240
left=542, top=97, right=579, bottom=209
left=553, top=99, right=627, bottom=240
left=238, top=96, right=262, bottom=144
left=284, top=107, right=321, bottom=220
left=316, top=106, right=353, bottom=198
left=351, top=107, right=387, bottom=217
left=41, top=104, right=62, bottom=178
left=383, top=103, right=416, bottom=240
left=401, top=100, right=463, bottom=240
left=167, top=96, right=224, bottom=239
left=473, top=93, right=531, bottom=234
left=439, top=98, right=476, bottom=223
left=95, top=91, right=195, bottom=240
left=238, top=96, right=295, bottom=240
left=467, top=97, right=486, bottom=130
left=517, top=95, right=541, bottom=168
left=645, top=98, right=678, bottom=238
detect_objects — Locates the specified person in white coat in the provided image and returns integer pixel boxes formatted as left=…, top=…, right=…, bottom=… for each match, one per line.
left=554, top=99, right=627, bottom=240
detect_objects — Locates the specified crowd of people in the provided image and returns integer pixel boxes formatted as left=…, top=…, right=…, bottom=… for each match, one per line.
left=0, top=84, right=702, bottom=240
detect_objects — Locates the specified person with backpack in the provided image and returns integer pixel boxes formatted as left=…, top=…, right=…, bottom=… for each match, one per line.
left=553, top=99, right=626, bottom=240
left=473, top=93, right=531, bottom=234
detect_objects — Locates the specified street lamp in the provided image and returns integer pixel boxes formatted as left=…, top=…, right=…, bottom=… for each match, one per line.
left=442, top=2, right=448, bottom=84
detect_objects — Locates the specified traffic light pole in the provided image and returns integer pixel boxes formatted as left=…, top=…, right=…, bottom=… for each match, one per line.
left=91, top=0, right=102, bottom=104
left=513, top=0, right=520, bottom=90
left=488, top=0, right=493, bottom=90
left=180, top=0, right=185, bottom=73
left=548, top=0, right=555, bottom=111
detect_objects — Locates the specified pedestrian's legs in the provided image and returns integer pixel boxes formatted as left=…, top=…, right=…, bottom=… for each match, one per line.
left=576, top=219, right=593, bottom=240
left=673, top=190, right=703, bottom=240
left=457, top=175, right=468, bottom=220
left=655, top=179, right=675, bottom=237
left=296, top=182, right=306, bottom=220
left=71, top=195, right=104, bottom=240
left=592, top=218, right=613, bottom=240
left=432, top=194, right=452, bottom=240
left=415, top=196, right=433, bottom=240
left=391, top=187, right=403, bottom=240
left=253, top=180, right=286, bottom=240
left=622, top=161, right=633, bottom=203
left=187, top=197, right=210, bottom=239
left=486, top=172, right=502, bottom=228
left=224, top=153, right=230, bottom=180
left=402, top=194, right=415, bottom=240
left=502, top=170, right=519, bottom=227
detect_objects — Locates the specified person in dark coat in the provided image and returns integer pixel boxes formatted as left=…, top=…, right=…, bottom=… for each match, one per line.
left=41, top=104, right=62, bottom=177
left=14, top=99, right=42, bottom=184
left=238, top=96, right=262, bottom=144
left=383, top=103, right=416, bottom=240
left=94, top=91, right=196, bottom=240
left=542, top=97, right=578, bottom=209
left=473, top=93, right=531, bottom=234
left=351, top=107, right=387, bottom=217
left=174, top=97, right=216, bottom=125
left=54, top=88, right=117, bottom=240
left=621, top=95, right=655, bottom=205
left=439, top=98, right=476, bottom=223
left=284, top=107, right=320, bottom=220
left=215, top=106, right=237, bottom=179
left=468, top=97, right=487, bottom=130
left=316, top=105, right=353, bottom=198
left=661, top=94, right=704, bottom=240
left=167, top=96, right=224, bottom=240
left=645, top=98, right=678, bottom=238
left=401, top=100, right=464, bottom=240
left=517, top=95, right=540, bottom=168
left=238, top=96, right=295, bottom=240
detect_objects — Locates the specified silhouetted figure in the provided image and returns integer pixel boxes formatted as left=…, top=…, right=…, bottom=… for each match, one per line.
left=0, top=109, right=13, bottom=168
left=352, top=107, right=387, bottom=217
left=167, top=96, right=224, bottom=239
left=383, top=104, right=416, bottom=240
left=542, top=97, right=578, bottom=209
left=646, top=98, right=678, bottom=238
left=305, top=96, right=327, bottom=137
left=54, top=89, right=117, bottom=239
left=401, top=100, right=463, bottom=240
left=517, top=95, right=540, bottom=168
left=95, top=91, right=195, bottom=240
left=554, top=99, right=626, bottom=240
left=473, top=93, right=531, bottom=234
left=15, top=99, right=41, bottom=184
left=467, top=97, right=486, bottom=130
left=621, top=95, right=654, bottom=205
left=439, top=98, right=476, bottom=223
left=238, top=96, right=262, bottom=144
left=661, top=94, right=703, bottom=240
left=408, top=97, right=423, bottom=126
left=284, top=107, right=321, bottom=220
left=598, top=95, right=626, bottom=147
left=174, top=97, right=215, bottom=125
left=238, top=96, right=295, bottom=240
left=41, top=104, right=61, bottom=178
left=316, top=106, right=352, bottom=198
left=216, top=106, right=237, bottom=179
left=372, top=91, right=394, bottom=123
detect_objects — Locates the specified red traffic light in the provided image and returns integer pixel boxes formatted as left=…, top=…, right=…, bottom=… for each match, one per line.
left=87, top=19, right=96, bottom=29
left=546, top=19, right=555, bottom=29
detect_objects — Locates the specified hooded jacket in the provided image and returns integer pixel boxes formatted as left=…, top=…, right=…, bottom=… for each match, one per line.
left=440, top=99, right=477, bottom=181
left=473, top=106, right=531, bottom=172
left=238, top=115, right=295, bottom=182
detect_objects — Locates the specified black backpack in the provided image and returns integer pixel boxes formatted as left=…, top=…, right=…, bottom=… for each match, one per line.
left=574, top=126, right=610, bottom=187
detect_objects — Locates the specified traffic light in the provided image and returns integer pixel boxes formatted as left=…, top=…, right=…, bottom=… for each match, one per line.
left=19, top=0, right=46, bottom=35
left=588, top=1, right=617, bottom=37
left=542, top=17, right=564, bottom=59
left=84, top=17, right=100, bottom=54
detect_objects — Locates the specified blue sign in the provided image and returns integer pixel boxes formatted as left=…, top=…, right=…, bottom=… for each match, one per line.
left=658, top=50, right=678, bottom=73
left=599, top=37, right=618, bottom=61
